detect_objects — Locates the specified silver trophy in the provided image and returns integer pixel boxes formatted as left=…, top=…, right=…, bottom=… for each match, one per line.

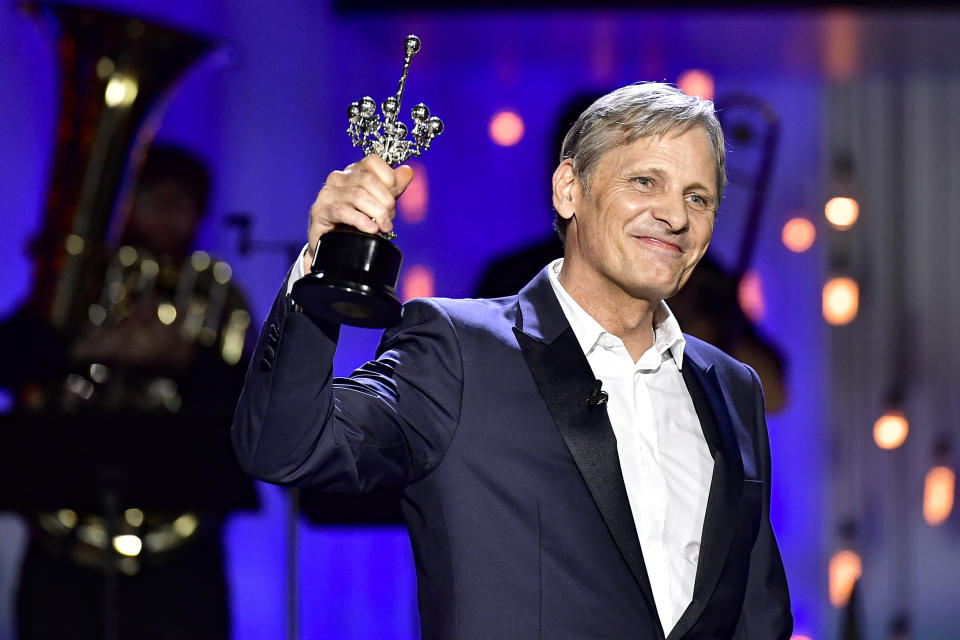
left=292, top=35, right=443, bottom=328
left=347, top=36, right=444, bottom=176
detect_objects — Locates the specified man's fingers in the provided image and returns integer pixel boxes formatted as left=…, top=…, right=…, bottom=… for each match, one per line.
left=341, top=158, right=414, bottom=199
left=343, top=186, right=392, bottom=224
left=328, top=166, right=397, bottom=210
left=306, top=158, right=413, bottom=250
left=333, top=203, right=383, bottom=234
left=310, top=199, right=380, bottom=236
left=353, top=155, right=397, bottom=190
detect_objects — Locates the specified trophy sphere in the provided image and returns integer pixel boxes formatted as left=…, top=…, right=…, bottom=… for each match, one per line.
left=347, top=102, right=361, bottom=121
left=359, top=96, right=376, bottom=117
left=382, top=96, right=399, bottom=116
left=411, top=103, right=430, bottom=122
left=427, top=116, right=444, bottom=136
left=404, top=35, right=421, bottom=56
left=393, top=120, right=408, bottom=139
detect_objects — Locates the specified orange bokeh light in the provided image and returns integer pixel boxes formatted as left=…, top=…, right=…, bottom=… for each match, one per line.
left=489, top=110, right=525, bottom=147
left=782, top=217, right=816, bottom=253
left=398, top=161, right=428, bottom=224
left=822, top=277, right=859, bottom=325
left=737, top=269, right=766, bottom=323
left=677, top=69, right=715, bottom=101
left=824, top=11, right=861, bottom=82
left=923, top=465, right=955, bottom=526
left=873, top=410, right=909, bottom=450
left=825, top=197, right=859, bottom=229
left=828, top=549, right=862, bottom=608
left=401, top=264, right=435, bottom=302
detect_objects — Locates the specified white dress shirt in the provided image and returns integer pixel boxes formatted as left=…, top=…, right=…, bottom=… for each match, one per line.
left=546, top=259, right=714, bottom=636
left=287, top=244, right=309, bottom=295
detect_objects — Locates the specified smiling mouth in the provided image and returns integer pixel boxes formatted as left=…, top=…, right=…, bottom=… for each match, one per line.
left=634, top=236, right=683, bottom=253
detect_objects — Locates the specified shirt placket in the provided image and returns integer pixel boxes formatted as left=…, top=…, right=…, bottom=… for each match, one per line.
left=634, top=363, right=673, bottom=626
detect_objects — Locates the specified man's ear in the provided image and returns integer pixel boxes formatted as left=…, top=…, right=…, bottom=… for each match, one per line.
left=552, top=160, right=578, bottom=221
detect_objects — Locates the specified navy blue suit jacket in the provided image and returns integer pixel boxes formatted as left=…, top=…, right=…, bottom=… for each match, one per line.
left=233, top=268, right=792, bottom=639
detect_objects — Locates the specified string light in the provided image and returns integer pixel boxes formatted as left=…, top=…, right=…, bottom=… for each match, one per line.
left=737, top=270, right=766, bottom=322
left=401, top=265, right=435, bottom=301
left=822, top=277, right=859, bottom=325
left=782, top=217, right=816, bottom=253
left=398, top=161, right=428, bottom=223
left=825, top=196, right=859, bottom=229
left=873, top=410, right=909, bottom=450
left=677, top=69, right=715, bottom=100
left=489, top=110, right=525, bottom=147
left=824, top=12, right=860, bottom=82
left=828, top=549, right=862, bottom=608
left=924, top=465, right=955, bottom=526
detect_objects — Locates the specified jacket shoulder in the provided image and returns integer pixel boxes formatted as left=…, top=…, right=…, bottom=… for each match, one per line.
left=683, top=333, right=759, bottom=386
left=407, top=295, right=517, bottom=330
left=398, top=296, right=521, bottom=359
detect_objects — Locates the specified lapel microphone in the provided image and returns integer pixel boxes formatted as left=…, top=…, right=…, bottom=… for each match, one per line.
left=586, top=379, right=609, bottom=408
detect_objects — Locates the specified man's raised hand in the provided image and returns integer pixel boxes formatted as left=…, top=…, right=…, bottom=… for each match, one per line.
left=304, top=155, right=414, bottom=273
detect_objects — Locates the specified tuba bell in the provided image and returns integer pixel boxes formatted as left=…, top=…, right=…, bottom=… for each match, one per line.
left=23, top=1, right=215, bottom=330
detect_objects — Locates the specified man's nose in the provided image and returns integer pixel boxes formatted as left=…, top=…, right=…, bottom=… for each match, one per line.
left=651, top=194, right=689, bottom=232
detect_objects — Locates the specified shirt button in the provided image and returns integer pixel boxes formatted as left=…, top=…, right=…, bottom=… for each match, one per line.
left=600, top=335, right=617, bottom=349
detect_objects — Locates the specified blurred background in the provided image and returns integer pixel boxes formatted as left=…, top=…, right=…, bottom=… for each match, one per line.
left=1, top=0, right=958, bottom=638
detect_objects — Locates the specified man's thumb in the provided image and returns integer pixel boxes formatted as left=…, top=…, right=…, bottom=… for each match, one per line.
left=393, top=164, right=415, bottom=196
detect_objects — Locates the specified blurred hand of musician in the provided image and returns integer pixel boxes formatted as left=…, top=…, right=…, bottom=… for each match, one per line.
left=70, top=300, right=193, bottom=371
left=304, top=156, right=414, bottom=274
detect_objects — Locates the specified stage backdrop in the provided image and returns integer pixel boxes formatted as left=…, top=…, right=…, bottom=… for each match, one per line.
left=23, top=2, right=960, bottom=639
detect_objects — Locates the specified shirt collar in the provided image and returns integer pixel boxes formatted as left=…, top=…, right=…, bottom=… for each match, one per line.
left=546, top=258, right=686, bottom=368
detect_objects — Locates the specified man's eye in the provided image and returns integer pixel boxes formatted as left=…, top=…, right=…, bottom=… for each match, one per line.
left=634, top=177, right=652, bottom=187
left=687, top=194, right=707, bottom=207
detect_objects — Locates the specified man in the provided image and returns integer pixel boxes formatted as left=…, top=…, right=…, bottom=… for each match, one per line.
left=233, top=83, right=792, bottom=639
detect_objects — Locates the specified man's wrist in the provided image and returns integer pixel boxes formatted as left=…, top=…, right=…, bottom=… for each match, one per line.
left=286, top=243, right=311, bottom=296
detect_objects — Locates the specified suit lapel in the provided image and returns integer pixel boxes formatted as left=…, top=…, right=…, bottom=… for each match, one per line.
left=667, top=351, right=745, bottom=640
left=513, top=269, right=662, bottom=635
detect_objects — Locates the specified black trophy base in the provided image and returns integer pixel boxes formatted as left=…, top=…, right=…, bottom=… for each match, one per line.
left=291, top=229, right=403, bottom=329
left=292, top=274, right=401, bottom=328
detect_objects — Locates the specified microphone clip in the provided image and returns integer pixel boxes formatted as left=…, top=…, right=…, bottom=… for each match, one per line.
left=587, top=379, right=608, bottom=408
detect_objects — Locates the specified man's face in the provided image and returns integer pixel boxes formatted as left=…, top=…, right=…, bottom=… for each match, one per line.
left=554, top=126, right=718, bottom=305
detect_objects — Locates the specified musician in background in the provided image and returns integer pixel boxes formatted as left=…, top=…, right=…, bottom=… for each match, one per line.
left=1, top=145, right=256, bottom=640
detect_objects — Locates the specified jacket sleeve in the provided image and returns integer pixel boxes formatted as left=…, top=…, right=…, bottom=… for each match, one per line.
left=231, top=281, right=463, bottom=493
left=733, top=367, right=793, bottom=639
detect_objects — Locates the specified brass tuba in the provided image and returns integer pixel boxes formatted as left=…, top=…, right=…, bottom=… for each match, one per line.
left=23, top=1, right=215, bottom=329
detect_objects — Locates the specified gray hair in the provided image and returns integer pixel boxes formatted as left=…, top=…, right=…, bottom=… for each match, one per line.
left=555, top=82, right=726, bottom=239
